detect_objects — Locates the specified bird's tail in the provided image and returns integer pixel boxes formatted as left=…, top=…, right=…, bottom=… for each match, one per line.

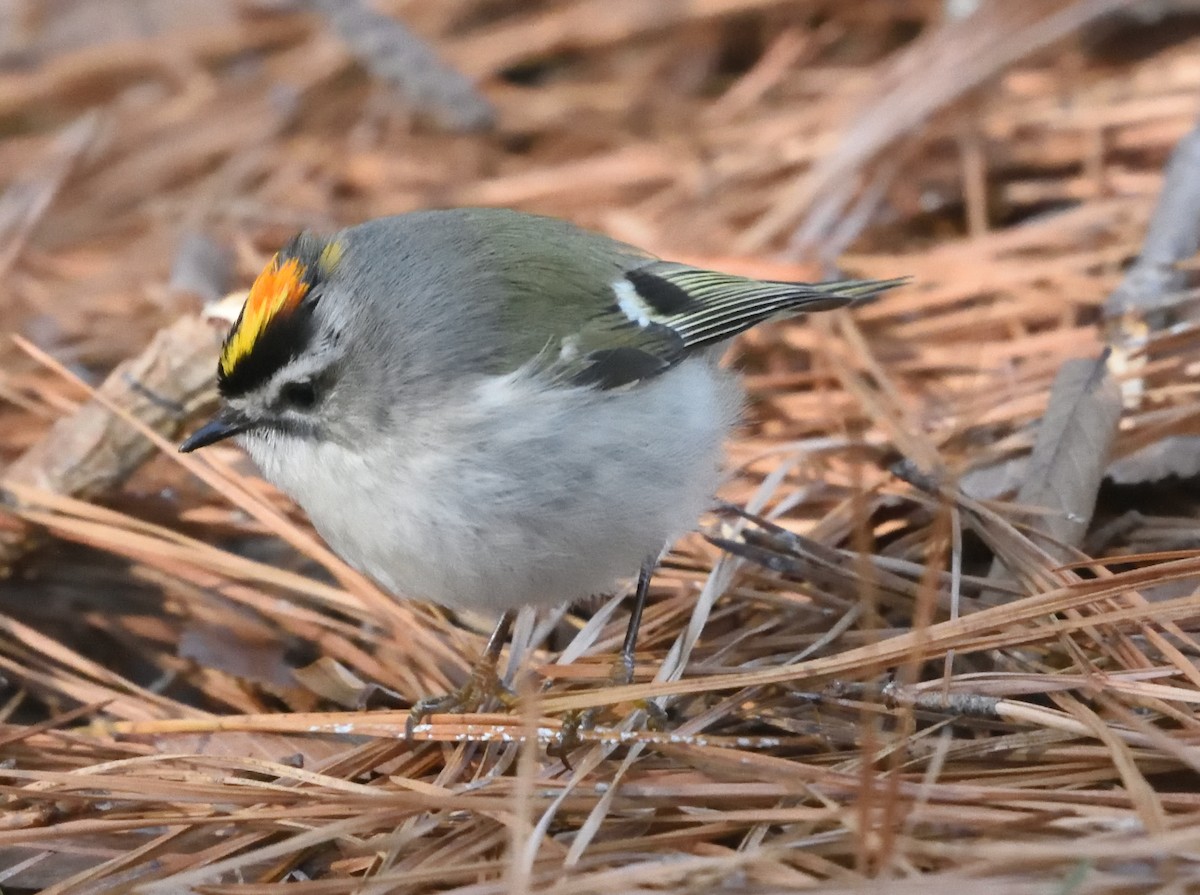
left=631, top=262, right=907, bottom=350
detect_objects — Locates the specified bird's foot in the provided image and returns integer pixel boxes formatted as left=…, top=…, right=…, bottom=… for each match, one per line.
left=549, top=653, right=667, bottom=764
left=405, top=658, right=516, bottom=741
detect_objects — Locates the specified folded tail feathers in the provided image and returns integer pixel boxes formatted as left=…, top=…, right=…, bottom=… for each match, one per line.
left=631, top=265, right=907, bottom=349
left=804, top=275, right=910, bottom=300
left=547, top=268, right=907, bottom=392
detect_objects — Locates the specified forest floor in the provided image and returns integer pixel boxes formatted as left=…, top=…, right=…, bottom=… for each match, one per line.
left=3, top=1, right=1200, bottom=892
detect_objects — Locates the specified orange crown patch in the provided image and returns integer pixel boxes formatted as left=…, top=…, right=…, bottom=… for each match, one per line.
left=219, top=255, right=311, bottom=379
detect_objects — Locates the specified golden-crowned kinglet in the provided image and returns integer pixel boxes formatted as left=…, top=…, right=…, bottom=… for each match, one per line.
left=180, top=208, right=902, bottom=727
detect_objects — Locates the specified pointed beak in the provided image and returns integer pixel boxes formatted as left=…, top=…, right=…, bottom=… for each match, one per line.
left=179, top=411, right=251, bottom=453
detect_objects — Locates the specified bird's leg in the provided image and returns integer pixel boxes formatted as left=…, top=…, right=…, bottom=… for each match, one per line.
left=620, top=562, right=670, bottom=729
left=553, top=559, right=666, bottom=760
left=406, top=609, right=517, bottom=740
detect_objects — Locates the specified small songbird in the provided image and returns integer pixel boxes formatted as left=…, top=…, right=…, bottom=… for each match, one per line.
left=180, top=208, right=901, bottom=728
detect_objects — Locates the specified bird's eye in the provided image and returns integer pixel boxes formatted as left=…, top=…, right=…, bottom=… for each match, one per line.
left=280, top=380, right=318, bottom=410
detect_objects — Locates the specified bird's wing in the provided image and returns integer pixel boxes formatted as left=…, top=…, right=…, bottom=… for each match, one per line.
left=529, top=261, right=905, bottom=391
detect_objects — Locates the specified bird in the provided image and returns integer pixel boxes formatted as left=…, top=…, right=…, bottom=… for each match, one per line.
left=180, top=207, right=902, bottom=735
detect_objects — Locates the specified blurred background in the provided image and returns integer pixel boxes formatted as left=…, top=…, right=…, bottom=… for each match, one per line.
left=4, top=0, right=1200, bottom=891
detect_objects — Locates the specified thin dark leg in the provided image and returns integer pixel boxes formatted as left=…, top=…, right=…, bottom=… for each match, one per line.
left=623, top=559, right=668, bottom=729
left=483, top=609, right=517, bottom=666
left=618, top=561, right=655, bottom=681
left=405, top=609, right=517, bottom=740
left=551, top=559, right=663, bottom=763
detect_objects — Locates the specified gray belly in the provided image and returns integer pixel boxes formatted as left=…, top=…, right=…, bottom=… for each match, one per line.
left=245, top=359, right=743, bottom=612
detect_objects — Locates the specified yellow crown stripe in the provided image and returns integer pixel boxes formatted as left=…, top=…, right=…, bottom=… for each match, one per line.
left=219, top=255, right=311, bottom=377
left=318, top=240, right=343, bottom=273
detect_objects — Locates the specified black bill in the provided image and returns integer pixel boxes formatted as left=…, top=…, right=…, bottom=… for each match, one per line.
left=179, top=411, right=251, bottom=452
